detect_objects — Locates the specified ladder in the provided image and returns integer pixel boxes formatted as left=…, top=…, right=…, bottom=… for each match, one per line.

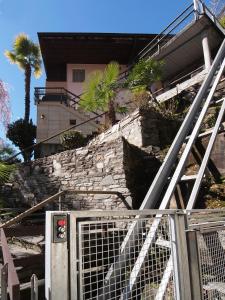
left=99, top=38, right=225, bottom=300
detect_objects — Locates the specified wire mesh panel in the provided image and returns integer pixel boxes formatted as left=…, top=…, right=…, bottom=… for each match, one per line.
left=76, top=212, right=175, bottom=300
left=198, top=229, right=225, bottom=299
left=187, top=210, right=225, bottom=300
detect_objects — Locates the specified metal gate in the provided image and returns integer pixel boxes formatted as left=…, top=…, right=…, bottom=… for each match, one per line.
left=45, top=209, right=225, bottom=300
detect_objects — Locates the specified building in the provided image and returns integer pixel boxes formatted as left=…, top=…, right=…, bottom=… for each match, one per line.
left=35, top=33, right=159, bottom=156
left=35, top=4, right=225, bottom=157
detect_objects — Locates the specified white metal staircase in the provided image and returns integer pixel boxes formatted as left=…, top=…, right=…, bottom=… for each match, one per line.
left=99, top=37, right=225, bottom=299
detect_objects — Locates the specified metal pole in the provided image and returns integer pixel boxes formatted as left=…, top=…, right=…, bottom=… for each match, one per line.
left=202, top=30, right=212, bottom=71
left=186, top=230, right=202, bottom=299
left=58, top=189, right=62, bottom=211
left=31, top=274, right=39, bottom=300
left=193, top=0, right=199, bottom=20
left=169, top=213, right=191, bottom=300
left=1, top=263, right=8, bottom=300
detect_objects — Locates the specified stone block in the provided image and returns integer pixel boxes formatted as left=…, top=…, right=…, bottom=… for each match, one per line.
left=101, top=175, right=115, bottom=186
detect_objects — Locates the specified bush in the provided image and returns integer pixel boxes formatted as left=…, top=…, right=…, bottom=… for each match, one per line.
left=60, top=131, right=87, bottom=150
left=126, top=59, right=164, bottom=91
left=7, top=119, right=36, bottom=162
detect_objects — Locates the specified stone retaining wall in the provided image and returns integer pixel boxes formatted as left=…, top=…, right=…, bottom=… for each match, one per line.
left=2, top=137, right=161, bottom=210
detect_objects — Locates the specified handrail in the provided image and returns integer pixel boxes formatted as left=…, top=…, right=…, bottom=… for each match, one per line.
left=1, top=228, right=20, bottom=300
left=0, top=191, right=64, bottom=228
left=34, top=87, right=102, bottom=116
left=135, top=3, right=194, bottom=61
left=0, top=190, right=130, bottom=228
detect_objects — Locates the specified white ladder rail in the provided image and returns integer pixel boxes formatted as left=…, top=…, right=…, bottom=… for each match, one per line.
left=98, top=39, right=225, bottom=300
left=120, top=58, right=225, bottom=300
left=186, top=97, right=225, bottom=209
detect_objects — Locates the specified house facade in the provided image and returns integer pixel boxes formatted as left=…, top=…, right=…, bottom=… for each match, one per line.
left=35, top=33, right=158, bottom=156
left=35, top=8, right=225, bottom=157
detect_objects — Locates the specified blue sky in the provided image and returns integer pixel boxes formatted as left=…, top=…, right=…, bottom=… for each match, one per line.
left=0, top=0, right=211, bottom=142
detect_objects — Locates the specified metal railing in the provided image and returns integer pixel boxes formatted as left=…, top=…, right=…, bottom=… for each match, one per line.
left=1, top=228, right=20, bottom=299
left=0, top=227, right=45, bottom=300
left=34, top=87, right=81, bottom=107
left=134, top=3, right=195, bottom=62
left=45, top=208, right=225, bottom=300
left=134, top=0, right=224, bottom=63
left=0, top=189, right=129, bottom=229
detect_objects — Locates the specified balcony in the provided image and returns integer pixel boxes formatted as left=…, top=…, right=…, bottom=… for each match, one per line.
left=34, top=87, right=80, bottom=108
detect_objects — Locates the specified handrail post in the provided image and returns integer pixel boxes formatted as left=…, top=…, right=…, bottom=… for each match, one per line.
left=169, top=213, right=191, bottom=300
left=186, top=230, right=202, bottom=299
left=58, top=189, right=62, bottom=211
left=1, top=263, right=8, bottom=300
left=193, top=0, right=200, bottom=20
left=31, top=274, right=39, bottom=300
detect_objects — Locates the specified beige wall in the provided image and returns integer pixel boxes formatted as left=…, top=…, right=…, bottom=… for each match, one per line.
left=36, top=102, right=99, bottom=144
left=38, top=63, right=133, bottom=152
left=46, top=81, right=67, bottom=89
left=66, top=63, right=127, bottom=95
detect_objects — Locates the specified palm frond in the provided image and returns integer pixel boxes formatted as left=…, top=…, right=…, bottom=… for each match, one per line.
left=33, top=63, right=42, bottom=78
left=0, top=162, right=16, bottom=185
left=14, top=33, right=32, bottom=57
left=5, top=33, right=42, bottom=76
left=4, top=50, right=17, bottom=64
left=80, top=71, right=104, bottom=111
left=103, top=61, right=120, bottom=87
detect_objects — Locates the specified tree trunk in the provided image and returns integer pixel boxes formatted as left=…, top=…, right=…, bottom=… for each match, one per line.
left=107, top=100, right=116, bottom=126
left=24, top=64, right=31, bottom=123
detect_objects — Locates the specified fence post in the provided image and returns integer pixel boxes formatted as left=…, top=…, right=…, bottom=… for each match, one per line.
left=193, top=0, right=200, bottom=19
left=186, top=230, right=202, bottom=299
left=1, top=263, right=8, bottom=300
left=31, top=274, right=38, bottom=300
left=58, top=189, right=62, bottom=211
left=169, top=212, right=191, bottom=300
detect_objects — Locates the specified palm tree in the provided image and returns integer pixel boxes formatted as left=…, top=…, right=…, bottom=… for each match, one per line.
left=5, top=33, right=42, bottom=123
left=80, top=62, right=121, bottom=126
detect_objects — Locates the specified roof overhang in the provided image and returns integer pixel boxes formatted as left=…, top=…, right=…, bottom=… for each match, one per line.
left=38, top=32, right=158, bottom=81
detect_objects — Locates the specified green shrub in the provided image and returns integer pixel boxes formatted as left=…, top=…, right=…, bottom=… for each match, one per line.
left=126, top=58, right=164, bottom=91
left=60, top=131, right=87, bottom=150
left=7, top=119, right=36, bottom=162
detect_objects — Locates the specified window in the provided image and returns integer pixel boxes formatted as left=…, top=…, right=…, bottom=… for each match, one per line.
left=72, top=69, right=85, bottom=82
left=70, top=119, right=76, bottom=125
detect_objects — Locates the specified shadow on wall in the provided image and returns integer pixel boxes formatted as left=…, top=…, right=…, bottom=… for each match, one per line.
left=123, top=138, right=162, bottom=209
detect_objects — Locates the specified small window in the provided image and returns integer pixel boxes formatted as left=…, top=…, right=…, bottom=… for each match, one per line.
left=72, top=69, right=85, bottom=82
left=70, top=119, right=76, bottom=125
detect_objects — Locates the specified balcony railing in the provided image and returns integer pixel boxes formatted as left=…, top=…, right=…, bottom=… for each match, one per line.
left=34, top=87, right=81, bottom=109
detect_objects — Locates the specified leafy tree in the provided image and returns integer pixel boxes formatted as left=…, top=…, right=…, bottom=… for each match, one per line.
left=0, top=140, right=16, bottom=186
left=5, top=33, right=42, bottom=123
left=126, top=58, right=164, bottom=92
left=0, top=140, right=18, bottom=162
left=0, top=80, right=11, bottom=131
left=80, top=62, right=122, bottom=126
left=7, top=119, right=36, bottom=162
left=125, top=58, right=164, bottom=107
